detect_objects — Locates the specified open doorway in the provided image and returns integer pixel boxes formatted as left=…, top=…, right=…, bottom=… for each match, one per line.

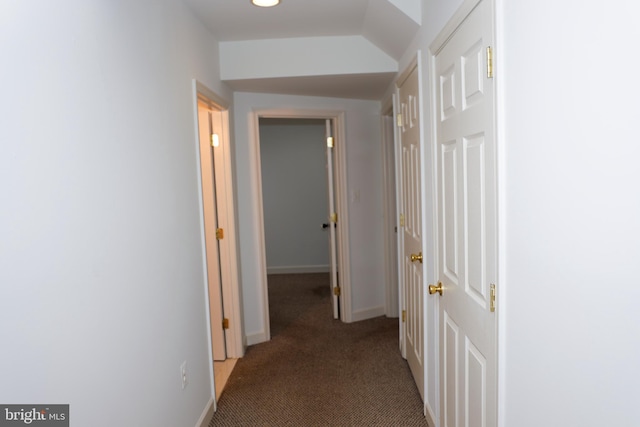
left=193, top=81, right=243, bottom=408
left=258, top=118, right=329, bottom=277
left=259, top=117, right=332, bottom=333
left=251, top=110, right=352, bottom=340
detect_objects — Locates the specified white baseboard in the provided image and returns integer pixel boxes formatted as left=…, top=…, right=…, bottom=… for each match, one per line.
left=266, top=265, right=330, bottom=274
left=351, top=306, right=386, bottom=322
left=245, top=331, right=269, bottom=346
left=195, top=398, right=215, bottom=427
left=425, top=401, right=436, bottom=426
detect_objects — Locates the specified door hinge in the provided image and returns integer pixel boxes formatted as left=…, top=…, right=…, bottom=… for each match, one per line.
left=402, top=310, right=406, bottom=323
left=216, top=228, right=224, bottom=240
left=490, top=284, right=496, bottom=312
left=333, top=286, right=341, bottom=297
left=330, top=212, right=338, bottom=224
left=399, top=214, right=405, bottom=227
left=486, top=46, right=494, bottom=79
left=396, top=113, right=403, bottom=127
left=327, top=136, right=334, bottom=148
left=222, top=318, right=229, bottom=329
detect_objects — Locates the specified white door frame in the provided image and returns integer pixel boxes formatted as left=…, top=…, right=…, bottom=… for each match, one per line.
left=192, top=80, right=244, bottom=406
left=391, top=91, right=407, bottom=359
left=325, top=118, right=340, bottom=320
left=380, top=97, right=400, bottom=320
left=251, top=109, right=353, bottom=338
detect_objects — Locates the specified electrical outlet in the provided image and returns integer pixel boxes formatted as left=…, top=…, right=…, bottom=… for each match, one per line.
left=180, top=361, right=188, bottom=390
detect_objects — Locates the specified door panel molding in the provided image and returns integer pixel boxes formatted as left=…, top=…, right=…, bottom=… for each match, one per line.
left=429, top=0, right=498, bottom=426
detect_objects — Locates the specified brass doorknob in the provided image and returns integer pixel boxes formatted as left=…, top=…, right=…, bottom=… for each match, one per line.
left=410, top=252, right=423, bottom=263
left=428, top=282, right=443, bottom=296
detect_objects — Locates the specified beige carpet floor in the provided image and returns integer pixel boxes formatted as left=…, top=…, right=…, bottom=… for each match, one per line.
left=209, top=273, right=428, bottom=426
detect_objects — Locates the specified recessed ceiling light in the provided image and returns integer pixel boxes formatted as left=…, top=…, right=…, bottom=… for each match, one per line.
left=251, top=0, right=280, bottom=7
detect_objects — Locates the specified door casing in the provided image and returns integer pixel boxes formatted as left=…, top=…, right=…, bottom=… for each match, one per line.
left=380, top=98, right=400, bottom=319
left=250, top=109, right=352, bottom=340
left=192, top=80, right=244, bottom=409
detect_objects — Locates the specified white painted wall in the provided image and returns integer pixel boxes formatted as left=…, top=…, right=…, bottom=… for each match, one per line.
left=233, top=92, right=385, bottom=341
left=388, top=0, right=422, bottom=24
left=500, top=1, right=640, bottom=425
left=390, top=0, right=640, bottom=425
left=362, top=0, right=421, bottom=60
left=259, top=120, right=330, bottom=273
left=0, top=1, right=229, bottom=426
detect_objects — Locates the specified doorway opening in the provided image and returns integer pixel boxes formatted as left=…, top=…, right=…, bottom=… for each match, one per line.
left=193, top=81, right=243, bottom=408
left=258, top=117, right=338, bottom=329
left=251, top=110, right=352, bottom=341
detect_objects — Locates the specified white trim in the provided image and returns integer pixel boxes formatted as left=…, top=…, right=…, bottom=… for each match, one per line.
left=351, top=306, right=386, bottom=322
left=250, top=108, right=353, bottom=329
left=192, top=80, right=216, bottom=405
left=248, top=111, right=272, bottom=343
left=266, top=265, right=330, bottom=275
left=326, top=118, right=340, bottom=320
left=425, top=405, right=436, bottom=427
left=195, top=398, right=215, bottom=427
left=220, top=104, right=244, bottom=359
left=192, top=80, right=244, bottom=413
left=333, top=112, right=352, bottom=323
left=414, top=49, right=430, bottom=419
left=397, top=56, right=419, bottom=88
left=380, top=100, right=399, bottom=319
left=194, top=81, right=229, bottom=109
left=195, top=82, right=244, bottom=360
left=494, top=0, right=507, bottom=425
left=393, top=86, right=406, bottom=359
left=381, top=95, right=394, bottom=118
left=246, top=331, right=269, bottom=346
left=427, top=44, right=441, bottom=425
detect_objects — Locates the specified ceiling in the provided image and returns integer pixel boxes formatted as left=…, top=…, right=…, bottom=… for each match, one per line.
left=185, top=0, right=372, bottom=42
left=182, top=0, right=420, bottom=100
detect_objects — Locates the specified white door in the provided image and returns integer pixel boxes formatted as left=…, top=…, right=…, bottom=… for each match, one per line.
left=433, top=1, right=497, bottom=425
left=198, top=102, right=226, bottom=361
left=398, top=63, right=424, bottom=400
left=325, top=119, right=340, bottom=319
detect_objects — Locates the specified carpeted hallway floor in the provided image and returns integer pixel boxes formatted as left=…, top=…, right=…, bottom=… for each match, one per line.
left=209, top=273, right=428, bottom=426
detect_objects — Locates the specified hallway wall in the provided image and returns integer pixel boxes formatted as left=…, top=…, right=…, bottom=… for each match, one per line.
left=500, top=1, right=640, bottom=425
left=0, top=1, right=230, bottom=426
